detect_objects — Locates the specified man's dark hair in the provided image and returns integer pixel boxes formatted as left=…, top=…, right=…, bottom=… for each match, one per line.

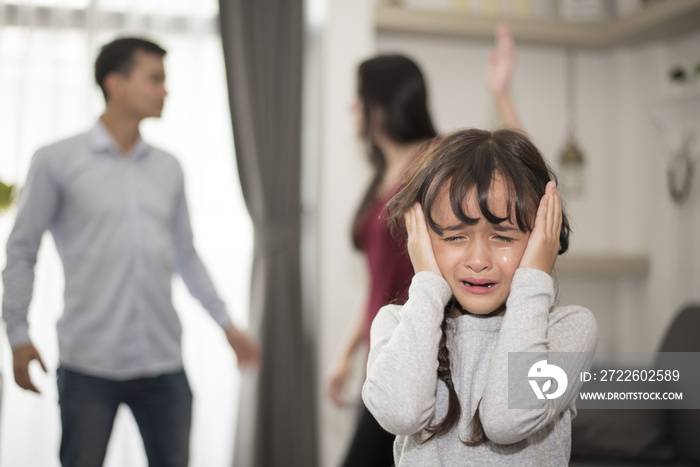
left=94, top=37, right=166, bottom=100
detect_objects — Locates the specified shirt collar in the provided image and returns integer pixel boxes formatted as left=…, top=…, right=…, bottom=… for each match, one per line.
left=87, top=119, right=150, bottom=160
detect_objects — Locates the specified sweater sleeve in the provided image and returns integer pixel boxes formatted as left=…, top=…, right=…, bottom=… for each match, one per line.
left=362, top=271, right=453, bottom=435
left=480, top=268, right=598, bottom=445
left=2, top=149, right=62, bottom=349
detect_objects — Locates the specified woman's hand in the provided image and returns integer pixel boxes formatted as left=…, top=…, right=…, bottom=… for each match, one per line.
left=519, top=181, right=562, bottom=275
left=486, top=22, right=515, bottom=99
left=405, top=203, right=442, bottom=276
left=326, top=356, right=352, bottom=407
left=486, top=23, right=523, bottom=130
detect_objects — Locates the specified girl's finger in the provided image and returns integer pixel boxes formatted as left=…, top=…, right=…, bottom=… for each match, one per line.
left=412, top=203, right=422, bottom=230
left=554, top=184, right=562, bottom=236
left=547, top=182, right=557, bottom=232
left=404, top=207, right=415, bottom=234
left=414, top=203, right=426, bottom=230
left=534, top=190, right=549, bottom=235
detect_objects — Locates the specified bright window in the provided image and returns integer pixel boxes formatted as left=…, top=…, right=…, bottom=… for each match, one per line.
left=0, top=2, right=253, bottom=466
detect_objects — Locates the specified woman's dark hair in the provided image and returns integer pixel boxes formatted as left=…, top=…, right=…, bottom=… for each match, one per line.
left=388, top=128, right=571, bottom=446
left=352, top=54, right=437, bottom=247
left=95, top=37, right=166, bottom=101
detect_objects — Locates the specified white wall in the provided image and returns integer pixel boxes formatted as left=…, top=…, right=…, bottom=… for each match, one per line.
left=316, top=5, right=700, bottom=464
left=315, top=1, right=375, bottom=466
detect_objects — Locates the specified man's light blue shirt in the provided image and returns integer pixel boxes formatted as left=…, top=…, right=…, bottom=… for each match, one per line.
left=2, top=120, right=233, bottom=380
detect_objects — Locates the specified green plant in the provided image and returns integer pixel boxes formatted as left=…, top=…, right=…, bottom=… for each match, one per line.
left=0, top=180, right=17, bottom=213
left=669, top=65, right=687, bottom=83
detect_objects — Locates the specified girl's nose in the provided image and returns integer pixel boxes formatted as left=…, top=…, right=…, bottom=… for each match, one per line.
left=465, top=240, right=491, bottom=272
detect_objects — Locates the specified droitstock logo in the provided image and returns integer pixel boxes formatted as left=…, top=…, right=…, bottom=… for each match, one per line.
left=528, top=360, right=568, bottom=400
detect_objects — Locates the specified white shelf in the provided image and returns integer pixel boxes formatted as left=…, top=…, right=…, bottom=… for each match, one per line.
left=376, top=0, right=700, bottom=47
left=554, top=253, right=650, bottom=277
left=651, top=86, right=700, bottom=148
left=655, top=86, right=700, bottom=113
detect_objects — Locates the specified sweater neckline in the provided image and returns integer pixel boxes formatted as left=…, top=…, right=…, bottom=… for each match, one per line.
left=448, top=312, right=504, bottom=332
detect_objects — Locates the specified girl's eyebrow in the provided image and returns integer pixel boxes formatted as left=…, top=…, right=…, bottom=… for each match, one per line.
left=492, top=224, right=518, bottom=232
left=443, top=223, right=466, bottom=232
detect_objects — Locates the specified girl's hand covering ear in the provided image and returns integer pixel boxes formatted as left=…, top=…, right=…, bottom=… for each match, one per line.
left=519, top=181, right=562, bottom=275
left=405, top=203, right=442, bottom=276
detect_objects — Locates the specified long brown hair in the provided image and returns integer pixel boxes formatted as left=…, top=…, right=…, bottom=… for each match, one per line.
left=351, top=55, right=437, bottom=248
left=388, top=128, right=570, bottom=445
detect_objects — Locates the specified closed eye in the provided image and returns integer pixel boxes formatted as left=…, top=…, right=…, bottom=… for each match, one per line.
left=494, top=235, right=515, bottom=243
left=443, top=235, right=465, bottom=243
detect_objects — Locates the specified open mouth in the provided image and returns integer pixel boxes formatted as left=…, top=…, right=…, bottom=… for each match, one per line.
left=462, top=280, right=496, bottom=288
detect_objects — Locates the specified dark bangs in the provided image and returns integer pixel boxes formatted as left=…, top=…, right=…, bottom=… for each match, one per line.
left=423, top=130, right=546, bottom=235
left=389, top=128, right=569, bottom=254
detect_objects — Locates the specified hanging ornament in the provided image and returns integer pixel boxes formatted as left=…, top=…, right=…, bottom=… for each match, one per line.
left=559, top=48, right=585, bottom=197
left=667, top=134, right=695, bottom=204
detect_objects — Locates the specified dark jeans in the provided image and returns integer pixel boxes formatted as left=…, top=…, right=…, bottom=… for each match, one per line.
left=341, top=403, right=395, bottom=467
left=57, top=367, right=192, bottom=467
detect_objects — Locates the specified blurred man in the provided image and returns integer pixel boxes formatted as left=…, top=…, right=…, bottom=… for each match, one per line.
left=2, top=37, right=259, bottom=467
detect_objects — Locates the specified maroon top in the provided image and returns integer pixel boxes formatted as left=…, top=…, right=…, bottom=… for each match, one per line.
left=354, top=191, right=415, bottom=348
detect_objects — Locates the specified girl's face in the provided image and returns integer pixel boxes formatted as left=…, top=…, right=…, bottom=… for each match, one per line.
left=428, top=178, right=530, bottom=316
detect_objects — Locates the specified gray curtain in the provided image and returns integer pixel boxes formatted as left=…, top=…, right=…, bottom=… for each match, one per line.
left=218, top=1, right=316, bottom=466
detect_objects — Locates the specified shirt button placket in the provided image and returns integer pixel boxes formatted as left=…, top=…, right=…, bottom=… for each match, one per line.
left=126, top=157, right=148, bottom=366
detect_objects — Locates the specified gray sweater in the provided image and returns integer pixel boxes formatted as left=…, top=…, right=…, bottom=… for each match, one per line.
left=362, top=268, right=597, bottom=466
